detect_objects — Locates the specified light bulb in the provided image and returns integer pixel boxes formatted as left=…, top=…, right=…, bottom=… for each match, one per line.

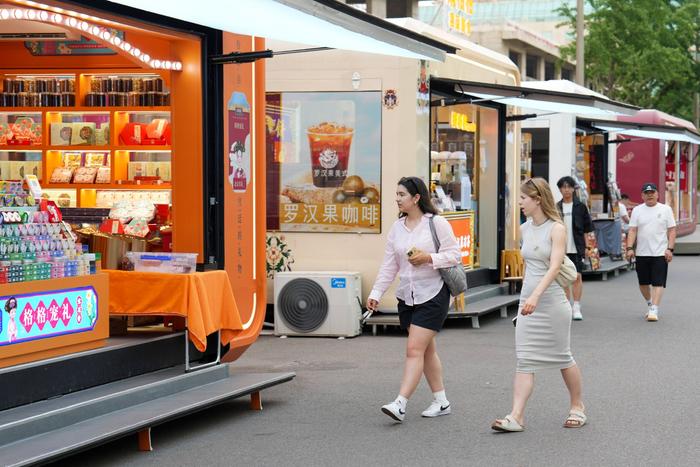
left=80, top=21, right=88, bottom=31
left=153, top=59, right=162, bottom=68
left=14, top=9, right=25, bottom=20
left=67, top=17, right=77, bottom=28
left=101, top=30, right=111, bottom=41
left=39, top=10, right=48, bottom=21
left=91, top=25, right=100, bottom=36
left=164, top=61, right=172, bottom=70
left=52, top=13, right=62, bottom=24
left=122, top=42, right=132, bottom=52
left=111, top=36, right=121, bottom=46
left=141, top=54, right=151, bottom=63
left=0, top=10, right=10, bottom=20
left=173, top=61, right=182, bottom=71
left=27, top=10, right=37, bottom=20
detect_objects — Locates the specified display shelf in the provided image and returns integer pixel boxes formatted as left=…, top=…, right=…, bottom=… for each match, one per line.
left=0, top=106, right=171, bottom=112
left=0, top=146, right=42, bottom=150
left=0, top=206, right=38, bottom=213
left=45, top=183, right=172, bottom=190
left=114, top=145, right=171, bottom=151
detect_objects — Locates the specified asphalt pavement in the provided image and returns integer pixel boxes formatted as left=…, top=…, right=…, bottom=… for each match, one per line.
left=57, top=255, right=700, bottom=467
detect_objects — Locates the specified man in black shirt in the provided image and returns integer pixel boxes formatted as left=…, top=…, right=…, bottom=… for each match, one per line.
left=557, top=176, right=594, bottom=320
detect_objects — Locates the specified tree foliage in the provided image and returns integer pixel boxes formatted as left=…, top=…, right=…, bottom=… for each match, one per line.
left=558, top=0, right=700, bottom=123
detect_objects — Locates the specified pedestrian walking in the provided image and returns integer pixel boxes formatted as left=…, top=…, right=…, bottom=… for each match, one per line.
left=556, top=176, right=594, bottom=320
left=367, top=176, right=461, bottom=423
left=625, top=183, right=676, bottom=321
left=492, top=177, right=586, bottom=433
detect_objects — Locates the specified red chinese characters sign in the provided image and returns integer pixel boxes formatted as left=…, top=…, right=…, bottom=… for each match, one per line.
left=445, top=212, right=474, bottom=268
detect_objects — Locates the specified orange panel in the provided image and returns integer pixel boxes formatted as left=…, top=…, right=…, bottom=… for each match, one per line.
left=0, top=273, right=109, bottom=369
left=221, top=34, right=266, bottom=361
left=169, top=38, right=204, bottom=261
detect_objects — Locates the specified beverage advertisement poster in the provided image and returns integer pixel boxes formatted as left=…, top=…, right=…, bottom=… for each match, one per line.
left=266, top=92, right=382, bottom=233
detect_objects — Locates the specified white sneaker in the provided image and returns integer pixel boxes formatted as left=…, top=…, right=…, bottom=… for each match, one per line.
left=646, top=306, right=659, bottom=322
left=421, top=400, right=451, bottom=417
left=572, top=303, right=583, bottom=321
left=381, top=401, right=405, bottom=422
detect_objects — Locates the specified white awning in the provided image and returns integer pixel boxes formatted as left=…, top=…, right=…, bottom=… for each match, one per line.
left=590, top=121, right=700, bottom=144
left=106, top=0, right=455, bottom=61
left=432, top=79, right=639, bottom=116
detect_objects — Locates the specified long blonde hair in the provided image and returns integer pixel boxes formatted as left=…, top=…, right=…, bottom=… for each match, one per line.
left=521, top=177, right=563, bottom=224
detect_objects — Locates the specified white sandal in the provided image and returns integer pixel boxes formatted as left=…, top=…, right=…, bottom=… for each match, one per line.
left=564, top=409, right=587, bottom=428
left=491, top=414, right=525, bottom=432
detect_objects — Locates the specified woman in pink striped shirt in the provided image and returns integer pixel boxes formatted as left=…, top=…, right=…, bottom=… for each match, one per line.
left=367, top=176, right=462, bottom=423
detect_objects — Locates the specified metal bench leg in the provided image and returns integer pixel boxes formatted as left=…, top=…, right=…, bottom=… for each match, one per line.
left=138, top=428, right=152, bottom=451
left=614, top=269, right=620, bottom=277
left=185, top=326, right=221, bottom=373
left=500, top=306, right=508, bottom=318
left=602, top=273, right=608, bottom=281
left=471, top=316, right=480, bottom=328
left=250, top=391, right=263, bottom=411
left=372, top=324, right=377, bottom=336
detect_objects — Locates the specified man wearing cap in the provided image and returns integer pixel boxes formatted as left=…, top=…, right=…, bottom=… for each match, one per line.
left=625, top=183, right=676, bottom=321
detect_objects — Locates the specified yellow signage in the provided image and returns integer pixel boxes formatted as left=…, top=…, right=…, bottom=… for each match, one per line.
left=450, top=111, right=476, bottom=132
left=448, top=0, right=473, bottom=36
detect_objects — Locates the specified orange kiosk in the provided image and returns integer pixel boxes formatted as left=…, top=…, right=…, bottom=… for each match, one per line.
left=0, top=0, right=266, bottom=366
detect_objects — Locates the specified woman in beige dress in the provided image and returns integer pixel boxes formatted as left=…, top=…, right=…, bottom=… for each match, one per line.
left=491, top=177, right=586, bottom=432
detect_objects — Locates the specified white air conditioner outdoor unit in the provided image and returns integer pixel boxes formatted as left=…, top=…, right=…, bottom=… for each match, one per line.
left=274, top=271, right=362, bottom=337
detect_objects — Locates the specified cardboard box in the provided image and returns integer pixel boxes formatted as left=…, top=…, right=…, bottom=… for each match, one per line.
left=127, top=162, right=148, bottom=180
left=0, top=161, right=10, bottom=179
left=70, top=122, right=97, bottom=146
left=50, top=123, right=73, bottom=146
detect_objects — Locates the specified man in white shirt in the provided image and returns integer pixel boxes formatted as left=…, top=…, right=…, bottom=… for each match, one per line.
left=625, top=183, right=677, bottom=321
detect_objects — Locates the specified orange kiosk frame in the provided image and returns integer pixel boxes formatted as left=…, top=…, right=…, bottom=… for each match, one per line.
left=0, top=0, right=267, bottom=367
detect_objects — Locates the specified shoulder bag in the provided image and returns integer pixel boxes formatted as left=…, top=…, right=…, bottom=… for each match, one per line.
left=552, top=254, right=578, bottom=288
left=428, top=216, right=468, bottom=297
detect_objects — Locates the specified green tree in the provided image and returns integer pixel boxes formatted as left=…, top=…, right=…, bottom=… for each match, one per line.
left=558, top=0, right=700, bottom=124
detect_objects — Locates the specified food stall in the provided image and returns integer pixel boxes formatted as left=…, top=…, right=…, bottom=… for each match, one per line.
left=265, top=18, right=520, bottom=310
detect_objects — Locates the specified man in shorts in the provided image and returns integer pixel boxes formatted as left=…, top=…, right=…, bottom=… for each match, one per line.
left=557, top=176, right=594, bottom=320
left=625, top=183, right=676, bottom=321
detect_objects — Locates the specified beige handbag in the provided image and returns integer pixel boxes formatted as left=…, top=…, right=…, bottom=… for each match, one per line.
left=555, top=255, right=578, bottom=288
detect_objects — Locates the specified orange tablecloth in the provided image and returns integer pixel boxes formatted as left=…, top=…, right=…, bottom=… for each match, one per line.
left=106, top=270, right=243, bottom=352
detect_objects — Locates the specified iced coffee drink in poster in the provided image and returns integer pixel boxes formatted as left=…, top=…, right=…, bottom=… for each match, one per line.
left=307, top=122, right=353, bottom=188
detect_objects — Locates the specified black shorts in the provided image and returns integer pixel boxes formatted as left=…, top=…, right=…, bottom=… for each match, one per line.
left=566, top=253, right=584, bottom=273
left=397, top=284, right=450, bottom=332
left=635, top=256, right=668, bottom=287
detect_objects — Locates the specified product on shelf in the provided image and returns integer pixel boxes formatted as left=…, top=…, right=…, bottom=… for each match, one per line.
left=0, top=76, right=76, bottom=108
left=0, top=116, right=42, bottom=145
left=72, top=167, right=98, bottom=184
left=50, top=167, right=74, bottom=184
left=84, top=76, right=170, bottom=107
left=125, top=251, right=196, bottom=274
left=119, top=119, right=171, bottom=146
left=95, top=167, right=111, bottom=184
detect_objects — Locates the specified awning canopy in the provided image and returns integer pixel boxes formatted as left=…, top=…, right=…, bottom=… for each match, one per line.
left=431, top=79, right=639, bottom=116
left=106, top=0, right=456, bottom=61
left=585, top=119, right=700, bottom=144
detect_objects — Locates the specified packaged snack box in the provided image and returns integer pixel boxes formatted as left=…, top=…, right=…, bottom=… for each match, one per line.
left=70, top=122, right=96, bottom=146
left=50, top=123, right=73, bottom=146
